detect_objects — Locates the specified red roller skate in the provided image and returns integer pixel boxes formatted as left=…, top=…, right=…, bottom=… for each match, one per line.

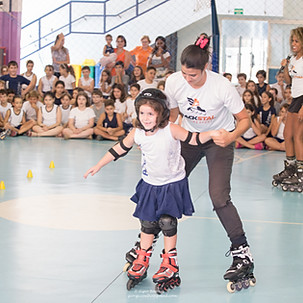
left=153, top=248, right=181, bottom=294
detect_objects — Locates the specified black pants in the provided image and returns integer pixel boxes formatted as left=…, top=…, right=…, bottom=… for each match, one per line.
left=181, top=140, right=246, bottom=247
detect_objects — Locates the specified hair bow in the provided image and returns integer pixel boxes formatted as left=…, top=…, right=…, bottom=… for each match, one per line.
left=195, top=36, right=209, bottom=50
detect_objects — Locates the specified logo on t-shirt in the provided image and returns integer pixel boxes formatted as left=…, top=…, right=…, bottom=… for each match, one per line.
left=187, top=97, right=206, bottom=115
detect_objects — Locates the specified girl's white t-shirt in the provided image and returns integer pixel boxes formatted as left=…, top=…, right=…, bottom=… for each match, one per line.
left=165, top=70, right=244, bottom=132
left=69, top=107, right=95, bottom=129
left=59, top=74, right=76, bottom=90
left=41, top=104, right=58, bottom=126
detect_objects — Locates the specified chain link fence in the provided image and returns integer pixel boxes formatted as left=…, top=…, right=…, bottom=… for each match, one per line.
left=19, top=0, right=303, bottom=85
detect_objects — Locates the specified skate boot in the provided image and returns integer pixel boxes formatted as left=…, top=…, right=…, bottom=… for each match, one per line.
left=272, top=160, right=296, bottom=187
left=153, top=248, right=181, bottom=294
left=126, top=246, right=152, bottom=290
left=281, top=167, right=303, bottom=193
left=124, top=233, right=159, bottom=271
left=224, top=244, right=256, bottom=293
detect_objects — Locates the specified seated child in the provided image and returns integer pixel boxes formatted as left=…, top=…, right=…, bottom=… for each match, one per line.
left=264, top=104, right=289, bottom=151
left=0, top=89, right=12, bottom=124
left=71, top=87, right=84, bottom=106
left=22, top=90, right=43, bottom=122
left=236, top=73, right=247, bottom=97
left=281, top=86, right=292, bottom=105
left=59, top=92, right=72, bottom=128
left=235, top=103, right=265, bottom=150
left=94, top=99, right=125, bottom=141
left=0, top=95, right=35, bottom=139
left=257, top=91, right=276, bottom=135
left=91, top=89, right=105, bottom=127
left=98, top=69, right=112, bottom=99
left=78, top=66, right=95, bottom=101
left=29, top=91, right=63, bottom=137
left=124, top=83, right=140, bottom=132
left=62, top=91, right=95, bottom=139
left=53, top=80, right=66, bottom=106
left=137, top=66, right=157, bottom=91
left=37, top=65, right=58, bottom=99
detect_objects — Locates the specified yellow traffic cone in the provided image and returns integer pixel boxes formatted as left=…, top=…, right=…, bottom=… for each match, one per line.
left=49, top=161, right=55, bottom=169
left=27, top=170, right=33, bottom=178
left=0, top=181, right=5, bottom=190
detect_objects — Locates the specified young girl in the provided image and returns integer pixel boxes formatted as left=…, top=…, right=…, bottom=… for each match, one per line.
left=125, top=83, right=140, bottom=130
left=38, top=65, right=58, bottom=99
left=29, top=91, right=63, bottom=137
left=94, top=99, right=125, bottom=141
left=0, top=95, right=35, bottom=139
left=110, top=83, right=127, bottom=121
left=84, top=89, right=219, bottom=293
left=128, top=66, right=145, bottom=85
left=57, top=63, right=76, bottom=96
left=242, top=89, right=257, bottom=111
left=235, top=103, right=265, bottom=150
left=53, top=80, right=66, bottom=106
left=21, top=60, right=37, bottom=92
left=59, top=92, right=72, bottom=128
left=265, top=104, right=289, bottom=151
left=71, top=87, right=84, bottom=106
left=257, top=91, right=276, bottom=135
left=246, top=80, right=261, bottom=108
left=98, top=69, right=112, bottom=99
left=62, top=91, right=95, bottom=139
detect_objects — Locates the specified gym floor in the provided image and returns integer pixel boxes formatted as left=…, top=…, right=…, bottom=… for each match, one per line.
left=0, top=137, right=302, bottom=303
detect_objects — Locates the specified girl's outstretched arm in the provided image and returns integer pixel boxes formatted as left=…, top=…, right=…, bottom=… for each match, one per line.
left=84, top=128, right=135, bottom=178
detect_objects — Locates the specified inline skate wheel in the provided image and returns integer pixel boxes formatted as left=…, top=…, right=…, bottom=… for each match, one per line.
left=126, top=279, right=135, bottom=290
left=290, top=187, right=295, bottom=192
left=123, top=262, right=131, bottom=272
left=249, top=276, right=256, bottom=287
left=226, top=281, right=236, bottom=293
left=297, top=187, right=302, bottom=193
left=242, top=280, right=250, bottom=289
left=235, top=281, right=243, bottom=291
left=272, top=180, right=278, bottom=187
left=282, top=185, right=288, bottom=191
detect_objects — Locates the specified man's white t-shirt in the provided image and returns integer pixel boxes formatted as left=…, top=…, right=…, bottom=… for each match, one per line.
left=165, top=70, right=244, bottom=132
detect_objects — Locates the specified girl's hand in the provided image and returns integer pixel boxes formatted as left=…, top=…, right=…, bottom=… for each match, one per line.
left=84, top=165, right=101, bottom=178
left=42, top=125, right=49, bottom=131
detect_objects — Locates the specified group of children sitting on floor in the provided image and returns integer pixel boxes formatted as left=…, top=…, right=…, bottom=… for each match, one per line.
left=223, top=70, right=292, bottom=152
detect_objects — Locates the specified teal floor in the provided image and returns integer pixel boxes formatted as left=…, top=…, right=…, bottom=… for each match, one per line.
left=0, top=137, right=303, bottom=303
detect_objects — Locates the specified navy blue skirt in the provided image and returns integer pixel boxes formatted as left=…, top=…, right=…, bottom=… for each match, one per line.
left=131, top=177, right=195, bottom=222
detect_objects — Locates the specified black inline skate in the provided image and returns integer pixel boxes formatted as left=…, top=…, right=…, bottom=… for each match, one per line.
left=272, top=160, right=296, bottom=188
left=153, top=248, right=181, bottom=295
left=224, top=244, right=256, bottom=293
left=126, top=247, right=152, bottom=290
left=281, top=167, right=303, bottom=193
left=123, top=233, right=159, bottom=272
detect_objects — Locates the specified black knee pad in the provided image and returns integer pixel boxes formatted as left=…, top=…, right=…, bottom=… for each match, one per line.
left=140, top=220, right=161, bottom=235
left=158, top=215, right=178, bottom=237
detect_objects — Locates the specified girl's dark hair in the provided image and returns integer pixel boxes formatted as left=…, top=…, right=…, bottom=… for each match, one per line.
left=75, top=91, right=90, bottom=107
left=130, top=66, right=144, bottom=84
left=256, top=69, right=266, bottom=78
left=44, top=91, right=55, bottom=99
left=181, top=44, right=210, bottom=70
left=55, top=80, right=65, bottom=88
left=244, top=103, right=257, bottom=121
left=111, top=83, right=126, bottom=103
left=152, top=36, right=167, bottom=55
left=130, top=83, right=141, bottom=91
left=246, top=80, right=261, bottom=108
left=101, top=69, right=112, bottom=85
left=116, top=35, right=127, bottom=47
left=12, top=95, right=22, bottom=103
left=261, top=91, right=275, bottom=107
left=60, top=63, right=75, bottom=78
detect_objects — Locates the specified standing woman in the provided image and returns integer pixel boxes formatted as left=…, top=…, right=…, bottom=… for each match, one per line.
left=165, top=35, right=255, bottom=289
left=130, top=35, right=153, bottom=74
left=51, top=33, right=70, bottom=78
left=147, top=36, right=171, bottom=80
left=273, top=27, right=303, bottom=191
left=112, top=35, right=131, bottom=76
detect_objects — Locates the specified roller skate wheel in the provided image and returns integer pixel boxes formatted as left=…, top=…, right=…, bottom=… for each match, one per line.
left=155, top=283, right=164, bottom=295
left=282, top=185, right=288, bottom=191
left=235, top=281, right=243, bottom=291
left=226, top=281, right=236, bottom=293
left=290, top=187, right=295, bottom=192
left=242, top=279, right=250, bottom=289
left=297, top=187, right=302, bottom=193
left=127, top=279, right=135, bottom=291
left=249, top=277, right=257, bottom=287
left=123, top=262, right=131, bottom=272
left=272, top=180, right=278, bottom=187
